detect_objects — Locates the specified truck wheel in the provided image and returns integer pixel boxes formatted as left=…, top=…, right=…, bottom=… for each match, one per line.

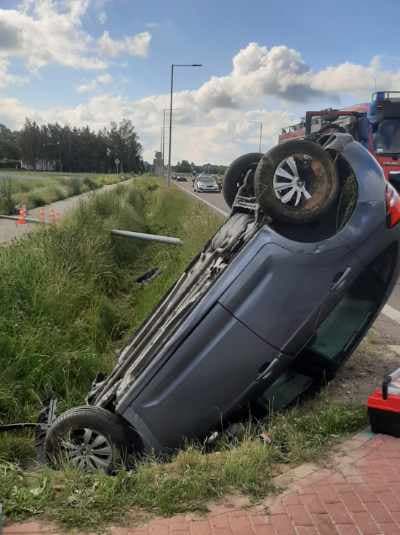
left=45, top=406, right=132, bottom=473
left=255, top=140, right=338, bottom=224
left=223, top=152, right=263, bottom=207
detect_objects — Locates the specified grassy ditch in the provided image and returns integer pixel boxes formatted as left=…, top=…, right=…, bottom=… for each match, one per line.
left=0, top=178, right=221, bottom=455
left=0, top=179, right=368, bottom=531
left=0, top=400, right=366, bottom=531
left=0, top=170, right=132, bottom=215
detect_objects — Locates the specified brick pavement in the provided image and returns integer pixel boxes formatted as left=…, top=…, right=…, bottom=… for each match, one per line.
left=4, top=431, right=400, bottom=535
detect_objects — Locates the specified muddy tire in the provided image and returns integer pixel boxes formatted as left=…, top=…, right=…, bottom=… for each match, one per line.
left=45, top=405, right=133, bottom=473
left=223, top=152, right=263, bottom=207
left=255, top=140, right=338, bottom=224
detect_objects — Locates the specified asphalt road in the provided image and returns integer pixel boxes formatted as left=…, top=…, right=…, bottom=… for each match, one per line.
left=176, top=179, right=400, bottom=345
left=0, top=182, right=127, bottom=244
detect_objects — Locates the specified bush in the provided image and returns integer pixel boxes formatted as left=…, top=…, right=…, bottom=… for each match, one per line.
left=0, top=178, right=15, bottom=214
left=67, top=177, right=82, bottom=196
left=82, top=176, right=98, bottom=191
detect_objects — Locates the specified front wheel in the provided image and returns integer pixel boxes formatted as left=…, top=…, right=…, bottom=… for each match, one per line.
left=255, top=140, right=338, bottom=224
left=45, top=406, right=134, bottom=473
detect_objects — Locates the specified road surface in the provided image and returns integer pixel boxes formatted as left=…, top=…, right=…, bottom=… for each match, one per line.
left=0, top=182, right=128, bottom=244
left=176, top=179, right=400, bottom=345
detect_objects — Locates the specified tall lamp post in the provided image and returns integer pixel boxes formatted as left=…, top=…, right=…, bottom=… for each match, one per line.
left=250, top=121, right=263, bottom=153
left=161, top=107, right=180, bottom=175
left=167, top=63, right=202, bottom=186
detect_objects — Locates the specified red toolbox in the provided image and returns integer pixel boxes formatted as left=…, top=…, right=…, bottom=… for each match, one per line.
left=368, top=368, right=400, bottom=437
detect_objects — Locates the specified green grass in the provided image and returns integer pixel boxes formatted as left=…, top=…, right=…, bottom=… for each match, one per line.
left=0, top=177, right=222, bottom=448
left=0, top=400, right=366, bottom=531
left=0, top=170, right=133, bottom=214
left=0, top=178, right=368, bottom=532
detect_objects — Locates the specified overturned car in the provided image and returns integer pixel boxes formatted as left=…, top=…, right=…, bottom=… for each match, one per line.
left=44, top=134, right=400, bottom=471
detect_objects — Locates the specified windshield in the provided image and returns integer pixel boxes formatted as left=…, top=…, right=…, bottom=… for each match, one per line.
left=199, top=176, right=216, bottom=184
left=373, top=119, right=400, bottom=154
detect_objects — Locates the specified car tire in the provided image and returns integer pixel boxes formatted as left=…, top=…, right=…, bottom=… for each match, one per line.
left=223, top=152, right=263, bottom=207
left=255, top=139, right=338, bottom=224
left=45, top=405, right=134, bottom=473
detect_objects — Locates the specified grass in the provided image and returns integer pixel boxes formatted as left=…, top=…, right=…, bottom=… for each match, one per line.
left=0, top=400, right=366, bottom=531
left=0, top=178, right=368, bottom=532
left=0, top=170, right=133, bottom=214
left=0, top=177, right=222, bottom=447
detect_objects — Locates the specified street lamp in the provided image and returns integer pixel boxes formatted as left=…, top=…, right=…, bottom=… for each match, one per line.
left=167, top=63, right=202, bottom=186
left=161, top=107, right=181, bottom=174
left=250, top=121, right=263, bottom=153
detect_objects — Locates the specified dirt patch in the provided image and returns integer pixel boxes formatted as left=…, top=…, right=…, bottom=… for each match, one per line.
left=325, top=326, right=400, bottom=404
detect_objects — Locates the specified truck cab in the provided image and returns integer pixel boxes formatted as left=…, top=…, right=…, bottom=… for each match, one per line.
left=279, top=92, right=400, bottom=192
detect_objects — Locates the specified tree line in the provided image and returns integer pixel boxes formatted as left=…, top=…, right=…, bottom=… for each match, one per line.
left=0, top=119, right=144, bottom=173
left=174, top=159, right=227, bottom=175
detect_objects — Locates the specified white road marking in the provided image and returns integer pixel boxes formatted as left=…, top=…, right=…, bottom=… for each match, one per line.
left=382, top=304, right=400, bottom=326
left=175, top=183, right=229, bottom=217
left=177, top=182, right=400, bottom=326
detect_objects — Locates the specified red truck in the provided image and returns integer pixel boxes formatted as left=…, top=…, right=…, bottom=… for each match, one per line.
left=279, top=92, right=400, bottom=192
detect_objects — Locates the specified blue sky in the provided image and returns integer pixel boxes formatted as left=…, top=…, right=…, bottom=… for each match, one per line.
left=1, top=0, right=400, bottom=163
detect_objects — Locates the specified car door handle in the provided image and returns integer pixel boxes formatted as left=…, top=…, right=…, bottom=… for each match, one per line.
left=331, top=267, right=351, bottom=290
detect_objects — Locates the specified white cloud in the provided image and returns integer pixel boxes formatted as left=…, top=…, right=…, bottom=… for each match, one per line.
left=0, top=0, right=106, bottom=71
left=0, top=0, right=152, bottom=84
left=98, top=31, right=151, bottom=58
left=4, top=41, right=400, bottom=164
left=0, top=57, right=28, bottom=88
left=76, top=72, right=112, bottom=93
left=97, top=10, right=107, bottom=24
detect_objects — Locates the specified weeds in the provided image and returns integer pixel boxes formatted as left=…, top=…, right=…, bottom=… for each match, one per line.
left=0, top=178, right=221, bottom=451
left=0, top=400, right=366, bottom=531
left=0, top=177, right=15, bottom=214
left=0, top=170, right=130, bottom=213
left=0, top=179, right=368, bottom=531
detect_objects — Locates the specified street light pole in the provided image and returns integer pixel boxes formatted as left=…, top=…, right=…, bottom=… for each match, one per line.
left=162, top=109, right=166, bottom=172
left=250, top=120, right=263, bottom=153
left=162, top=107, right=181, bottom=175
left=167, top=63, right=202, bottom=186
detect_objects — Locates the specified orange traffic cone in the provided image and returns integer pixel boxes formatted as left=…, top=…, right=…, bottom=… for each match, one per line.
left=16, top=205, right=27, bottom=225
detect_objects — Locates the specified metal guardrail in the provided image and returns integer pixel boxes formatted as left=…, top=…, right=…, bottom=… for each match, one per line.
left=111, top=229, right=182, bottom=245
left=0, top=214, right=50, bottom=224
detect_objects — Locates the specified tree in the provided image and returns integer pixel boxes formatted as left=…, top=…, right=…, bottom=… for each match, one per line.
left=174, top=160, right=193, bottom=173
left=0, top=124, right=20, bottom=161
left=2, top=118, right=145, bottom=173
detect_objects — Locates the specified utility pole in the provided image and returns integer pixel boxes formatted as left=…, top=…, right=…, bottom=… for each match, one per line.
left=167, top=63, right=202, bottom=186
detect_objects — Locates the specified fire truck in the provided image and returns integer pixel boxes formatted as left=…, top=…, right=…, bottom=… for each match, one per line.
left=279, top=92, right=400, bottom=191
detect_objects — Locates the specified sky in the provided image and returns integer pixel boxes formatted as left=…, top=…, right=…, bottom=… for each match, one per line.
left=1, top=0, right=400, bottom=164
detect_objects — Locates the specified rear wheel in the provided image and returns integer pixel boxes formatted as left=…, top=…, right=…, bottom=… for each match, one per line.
left=255, top=140, right=338, bottom=224
left=45, top=406, right=133, bottom=473
left=223, top=152, right=263, bottom=207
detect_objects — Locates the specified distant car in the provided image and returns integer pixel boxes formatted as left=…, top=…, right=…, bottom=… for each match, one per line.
left=193, top=174, right=221, bottom=193
left=176, top=175, right=188, bottom=182
left=45, top=134, right=400, bottom=472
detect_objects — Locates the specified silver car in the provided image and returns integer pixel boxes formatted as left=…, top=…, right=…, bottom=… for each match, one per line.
left=45, top=134, right=400, bottom=472
left=194, top=174, right=221, bottom=193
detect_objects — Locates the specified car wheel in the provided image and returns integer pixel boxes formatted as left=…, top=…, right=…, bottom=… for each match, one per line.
left=223, top=152, right=263, bottom=207
left=45, top=406, right=133, bottom=473
left=255, top=140, right=338, bottom=224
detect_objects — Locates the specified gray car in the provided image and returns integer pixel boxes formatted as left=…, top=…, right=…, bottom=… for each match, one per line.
left=194, top=174, right=221, bottom=192
left=45, top=134, right=400, bottom=472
